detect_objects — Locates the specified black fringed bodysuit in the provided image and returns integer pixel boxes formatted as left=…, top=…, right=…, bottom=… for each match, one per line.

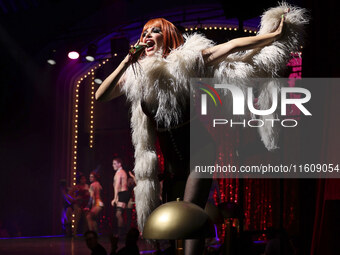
left=140, top=97, right=214, bottom=202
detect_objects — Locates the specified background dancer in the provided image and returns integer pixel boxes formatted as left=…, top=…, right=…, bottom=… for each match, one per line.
left=86, top=172, right=104, bottom=233
left=111, top=158, right=129, bottom=237
left=69, top=174, right=90, bottom=236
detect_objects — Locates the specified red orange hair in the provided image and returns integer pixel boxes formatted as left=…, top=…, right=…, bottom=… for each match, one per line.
left=139, top=18, right=184, bottom=58
left=90, top=171, right=100, bottom=181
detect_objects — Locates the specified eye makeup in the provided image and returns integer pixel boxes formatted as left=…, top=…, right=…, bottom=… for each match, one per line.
left=142, top=27, right=162, bottom=37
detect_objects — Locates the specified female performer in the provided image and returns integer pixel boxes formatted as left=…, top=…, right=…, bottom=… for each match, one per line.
left=86, top=172, right=104, bottom=233
left=69, top=174, right=90, bottom=236
left=95, top=3, right=308, bottom=254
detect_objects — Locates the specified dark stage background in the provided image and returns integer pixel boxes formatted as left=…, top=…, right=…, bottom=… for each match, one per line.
left=0, top=0, right=339, bottom=254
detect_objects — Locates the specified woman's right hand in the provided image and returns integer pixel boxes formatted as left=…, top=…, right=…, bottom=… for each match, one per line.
left=96, top=40, right=147, bottom=101
left=127, top=39, right=148, bottom=64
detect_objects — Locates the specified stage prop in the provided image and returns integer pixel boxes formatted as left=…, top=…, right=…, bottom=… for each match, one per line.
left=143, top=199, right=214, bottom=254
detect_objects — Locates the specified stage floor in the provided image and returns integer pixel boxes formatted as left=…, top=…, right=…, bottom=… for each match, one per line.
left=0, top=235, right=165, bottom=255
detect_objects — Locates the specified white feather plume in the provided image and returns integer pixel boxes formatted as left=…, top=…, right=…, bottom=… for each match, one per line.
left=212, top=1, right=309, bottom=150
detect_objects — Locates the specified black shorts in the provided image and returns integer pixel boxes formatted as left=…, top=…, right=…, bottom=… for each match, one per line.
left=118, top=190, right=130, bottom=204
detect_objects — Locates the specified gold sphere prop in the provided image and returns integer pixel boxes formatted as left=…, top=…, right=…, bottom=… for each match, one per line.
left=143, top=199, right=214, bottom=240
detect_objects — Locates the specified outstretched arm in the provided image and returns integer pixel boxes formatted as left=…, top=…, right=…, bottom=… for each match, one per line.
left=95, top=41, right=148, bottom=102
left=202, top=12, right=287, bottom=65
left=94, top=55, right=129, bottom=102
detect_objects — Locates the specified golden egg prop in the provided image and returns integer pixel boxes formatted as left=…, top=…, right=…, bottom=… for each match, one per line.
left=143, top=200, right=214, bottom=240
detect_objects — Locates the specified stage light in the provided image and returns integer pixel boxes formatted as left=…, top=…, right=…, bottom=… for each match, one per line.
left=94, top=78, right=102, bottom=85
left=47, top=49, right=57, bottom=65
left=94, top=68, right=105, bottom=85
left=47, top=59, right=56, bottom=65
left=68, top=51, right=79, bottom=60
left=85, top=44, right=97, bottom=62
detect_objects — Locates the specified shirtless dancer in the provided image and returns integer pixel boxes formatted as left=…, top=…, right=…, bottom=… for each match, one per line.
left=111, top=157, right=129, bottom=237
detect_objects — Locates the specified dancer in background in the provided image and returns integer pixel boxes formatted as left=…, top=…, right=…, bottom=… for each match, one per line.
left=111, top=157, right=129, bottom=237
left=69, top=174, right=90, bottom=236
left=59, top=179, right=75, bottom=236
left=86, top=172, right=104, bottom=233
left=96, top=3, right=308, bottom=254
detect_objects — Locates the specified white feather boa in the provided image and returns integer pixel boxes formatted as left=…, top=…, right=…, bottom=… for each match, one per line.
left=121, top=33, right=214, bottom=232
left=120, top=1, right=309, bottom=232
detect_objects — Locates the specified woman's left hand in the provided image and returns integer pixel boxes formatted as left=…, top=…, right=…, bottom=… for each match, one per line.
left=273, top=8, right=290, bottom=40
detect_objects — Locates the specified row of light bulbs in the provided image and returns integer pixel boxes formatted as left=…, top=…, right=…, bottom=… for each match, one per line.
left=184, top=26, right=257, bottom=33
left=72, top=58, right=110, bottom=183
left=71, top=58, right=109, bottom=230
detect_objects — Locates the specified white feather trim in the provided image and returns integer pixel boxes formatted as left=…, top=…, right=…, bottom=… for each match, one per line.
left=121, top=33, right=214, bottom=232
left=213, top=1, right=309, bottom=151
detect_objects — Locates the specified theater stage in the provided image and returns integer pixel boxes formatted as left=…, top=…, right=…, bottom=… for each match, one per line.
left=0, top=235, right=163, bottom=255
